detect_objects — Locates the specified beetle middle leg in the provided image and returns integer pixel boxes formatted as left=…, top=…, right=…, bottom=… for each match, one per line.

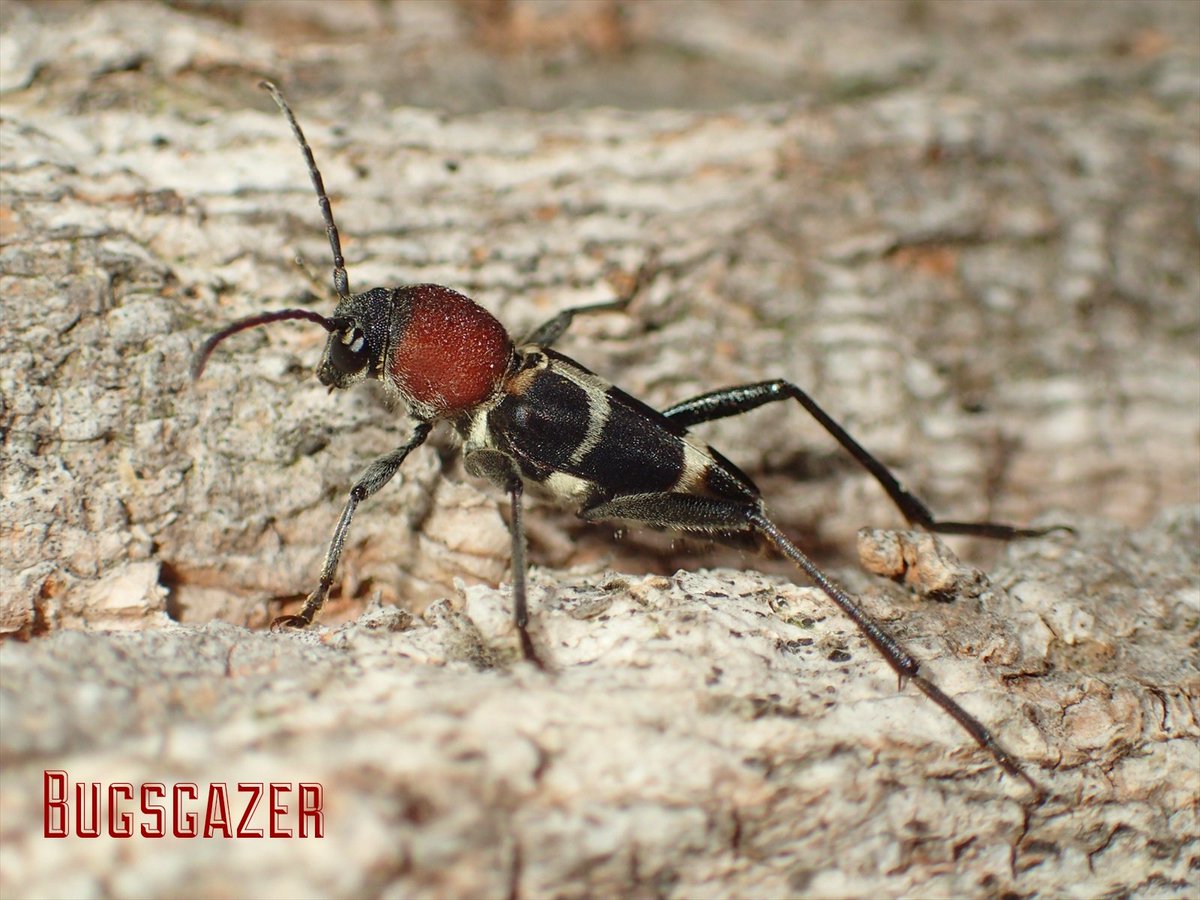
left=521, top=253, right=659, bottom=347
left=464, top=449, right=544, bottom=667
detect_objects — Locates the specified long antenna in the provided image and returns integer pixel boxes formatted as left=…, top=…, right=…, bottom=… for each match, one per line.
left=260, top=81, right=350, bottom=301
left=191, top=309, right=341, bottom=379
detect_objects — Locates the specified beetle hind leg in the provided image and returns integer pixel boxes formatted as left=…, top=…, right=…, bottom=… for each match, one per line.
left=663, top=380, right=1071, bottom=541
left=580, top=491, right=1038, bottom=792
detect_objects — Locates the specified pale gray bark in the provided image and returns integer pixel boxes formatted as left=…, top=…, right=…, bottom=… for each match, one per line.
left=2, top=512, right=1197, bottom=897
left=1, top=2, right=1197, bottom=898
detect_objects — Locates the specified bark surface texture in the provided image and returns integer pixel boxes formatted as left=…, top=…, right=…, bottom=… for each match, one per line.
left=1, top=2, right=1197, bottom=898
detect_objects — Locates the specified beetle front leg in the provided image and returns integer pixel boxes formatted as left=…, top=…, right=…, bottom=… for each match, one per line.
left=274, top=422, right=432, bottom=628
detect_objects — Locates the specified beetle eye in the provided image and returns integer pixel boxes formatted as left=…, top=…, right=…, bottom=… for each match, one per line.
left=329, top=326, right=368, bottom=374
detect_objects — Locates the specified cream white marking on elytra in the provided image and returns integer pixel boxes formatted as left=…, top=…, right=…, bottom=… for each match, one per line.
left=569, top=391, right=612, bottom=465
left=544, top=470, right=595, bottom=504
left=677, top=441, right=716, bottom=492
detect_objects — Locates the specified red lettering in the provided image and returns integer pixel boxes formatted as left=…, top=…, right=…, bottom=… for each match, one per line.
left=108, top=783, right=134, bottom=838
left=204, top=783, right=232, bottom=838
left=76, top=781, right=101, bottom=838
left=140, top=783, right=165, bottom=837
left=298, top=783, right=324, bottom=838
left=172, top=783, right=198, bottom=838
left=39, top=775, right=318, bottom=839
left=236, top=783, right=263, bottom=838
left=269, top=783, right=292, bottom=837
left=43, top=770, right=68, bottom=838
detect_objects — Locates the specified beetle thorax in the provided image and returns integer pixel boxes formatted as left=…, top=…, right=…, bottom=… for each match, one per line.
left=387, top=284, right=513, bottom=419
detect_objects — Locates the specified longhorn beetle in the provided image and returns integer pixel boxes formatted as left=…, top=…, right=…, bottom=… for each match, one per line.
left=195, top=82, right=1065, bottom=793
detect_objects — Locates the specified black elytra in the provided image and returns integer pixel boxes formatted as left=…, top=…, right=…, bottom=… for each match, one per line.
left=194, top=82, right=1072, bottom=797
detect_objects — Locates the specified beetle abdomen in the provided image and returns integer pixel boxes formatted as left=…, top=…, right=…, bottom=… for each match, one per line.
left=489, top=348, right=759, bottom=508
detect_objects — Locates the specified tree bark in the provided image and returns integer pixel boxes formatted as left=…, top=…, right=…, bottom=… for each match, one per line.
left=1, top=1, right=1197, bottom=897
